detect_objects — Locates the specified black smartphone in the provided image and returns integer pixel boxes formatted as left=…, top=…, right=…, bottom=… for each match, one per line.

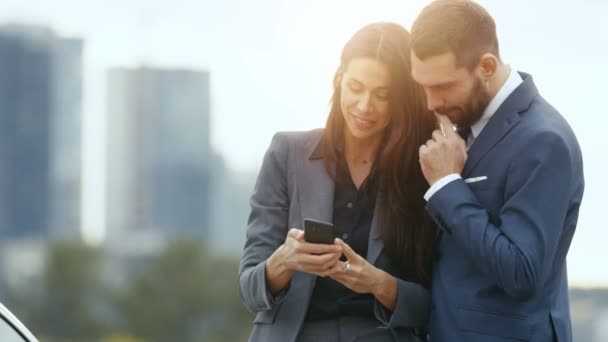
left=303, top=218, right=335, bottom=244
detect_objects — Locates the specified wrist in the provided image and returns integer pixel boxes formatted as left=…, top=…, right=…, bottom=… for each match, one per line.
left=372, top=270, right=397, bottom=311
left=429, top=171, right=454, bottom=186
left=267, top=245, right=290, bottom=276
left=265, top=246, right=294, bottom=296
left=371, top=269, right=391, bottom=296
left=427, top=176, right=442, bottom=187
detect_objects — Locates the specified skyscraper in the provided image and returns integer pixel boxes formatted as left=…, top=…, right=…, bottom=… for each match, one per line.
left=49, top=36, right=83, bottom=240
left=0, top=25, right=82, bottom=240
left=106, top=67, right=211, bottom=240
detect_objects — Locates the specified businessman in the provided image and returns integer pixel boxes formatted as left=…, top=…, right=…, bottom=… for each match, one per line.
left=410, top=1, right=584, bottom=341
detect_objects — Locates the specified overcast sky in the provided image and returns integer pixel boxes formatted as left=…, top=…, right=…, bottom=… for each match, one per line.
left=0, top=0, right=606, bottom=285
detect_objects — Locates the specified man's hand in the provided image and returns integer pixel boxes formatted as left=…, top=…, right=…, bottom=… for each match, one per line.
left=419, top=114, right=468, bottom=185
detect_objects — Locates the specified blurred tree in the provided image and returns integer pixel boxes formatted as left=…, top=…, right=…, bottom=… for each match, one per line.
left=5, top=240, right=608, bottom=342
left=114, top=239, right=252, bottom=342
left=7, top=243, right=107, bottom=342
left=100, top=334, right=145, bottom=342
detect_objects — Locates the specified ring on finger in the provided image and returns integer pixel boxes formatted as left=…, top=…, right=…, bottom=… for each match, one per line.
left=343, top=261, right=351, bottom=273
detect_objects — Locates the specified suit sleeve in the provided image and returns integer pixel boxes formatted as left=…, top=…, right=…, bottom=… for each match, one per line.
left=238, top=133, right=291, bottom=313
left=374, top=278, right=430, bottom=330
left=426, top=131, right=580, bottom=300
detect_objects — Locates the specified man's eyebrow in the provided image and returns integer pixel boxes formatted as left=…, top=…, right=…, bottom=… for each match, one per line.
left=430, top=81, right=455, bottom=89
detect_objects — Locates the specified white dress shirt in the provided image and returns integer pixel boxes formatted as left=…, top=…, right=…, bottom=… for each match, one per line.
left=424, top=67, right=524, bottom=201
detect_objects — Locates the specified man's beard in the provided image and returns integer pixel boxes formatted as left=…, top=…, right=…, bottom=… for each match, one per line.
left=460, top=77, right=492, bottom=127
left=436, top=77, right=492, bottom=127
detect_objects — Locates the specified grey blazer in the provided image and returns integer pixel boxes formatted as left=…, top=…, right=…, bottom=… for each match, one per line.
left=238, top=129, right=430, bottom=342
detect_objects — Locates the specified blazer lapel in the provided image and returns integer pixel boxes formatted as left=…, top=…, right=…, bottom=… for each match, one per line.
left=296, top=145, right=335, bottom=226
left=366, top=196, right=384, bottom=265
left=462, top=72, right=537, bottom=178
left=462, top=109, right=520, bottom=178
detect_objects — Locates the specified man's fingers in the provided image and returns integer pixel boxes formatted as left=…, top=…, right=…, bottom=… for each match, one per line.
left=419, top=144, right=428, bottom=156
left=435, top=113, right=456, bottom=137
left=432, top=130, right=445, bottom=142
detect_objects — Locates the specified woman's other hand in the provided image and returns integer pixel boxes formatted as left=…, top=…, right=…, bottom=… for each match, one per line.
left=329, top=239, right=397, bottom=311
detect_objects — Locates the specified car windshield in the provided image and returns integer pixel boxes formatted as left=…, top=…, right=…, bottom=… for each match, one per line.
left=0, top=316, right=27, bottom=342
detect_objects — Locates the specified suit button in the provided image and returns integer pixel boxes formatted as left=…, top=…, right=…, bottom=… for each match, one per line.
left=342, top=233, right=349, bottom=240
left=347, top=202, right=353, bottom=209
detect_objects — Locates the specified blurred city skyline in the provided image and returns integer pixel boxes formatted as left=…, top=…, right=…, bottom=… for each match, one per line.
left=0, top=0, right=606, bottom=286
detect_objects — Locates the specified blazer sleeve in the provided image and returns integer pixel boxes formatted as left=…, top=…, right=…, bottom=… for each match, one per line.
left=426, top=130, right=582, bottom=300
left=374, top=278, right=430, bottom=330
left=238, top=133, right=291, bottom=313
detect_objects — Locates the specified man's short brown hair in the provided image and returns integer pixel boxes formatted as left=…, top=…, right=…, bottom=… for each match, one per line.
left=411, top=0, right=500, bottom=69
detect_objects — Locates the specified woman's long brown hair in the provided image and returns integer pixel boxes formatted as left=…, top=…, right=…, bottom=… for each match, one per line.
left=322, top=22, right=437, bottom=287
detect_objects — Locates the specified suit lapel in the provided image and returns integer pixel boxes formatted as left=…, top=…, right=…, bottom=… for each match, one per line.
left=296, top=148, right=335, bottom=226
left=366, top=196, right=384, bottom=265
left=462, top=72, right=537, bottom=178
left=462, top=109, right=520, bottom=178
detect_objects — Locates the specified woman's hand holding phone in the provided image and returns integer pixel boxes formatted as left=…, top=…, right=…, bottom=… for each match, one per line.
left=277, top=228, right=343, bottom=276
left=265, top=228, right=343, bottom=295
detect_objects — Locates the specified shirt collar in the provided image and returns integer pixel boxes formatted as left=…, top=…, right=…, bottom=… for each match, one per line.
left=309, top=138, right=344, bottom=160
left=309, top=139, right=324, bottom=160
left=470, top=67, right=523, bottom=139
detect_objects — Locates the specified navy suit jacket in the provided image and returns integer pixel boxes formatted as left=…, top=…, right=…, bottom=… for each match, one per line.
left=426, top=73, right=584, bottom=342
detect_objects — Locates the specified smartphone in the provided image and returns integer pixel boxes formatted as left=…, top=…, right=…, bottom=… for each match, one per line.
left=303, top=218, right=335, bottom=244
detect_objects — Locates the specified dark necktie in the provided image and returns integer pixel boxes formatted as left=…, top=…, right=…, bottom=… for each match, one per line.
left=457, top=126, right=471, bottom=142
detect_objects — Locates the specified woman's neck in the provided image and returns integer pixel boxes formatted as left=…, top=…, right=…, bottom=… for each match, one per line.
left=343, top=132, right=382, bottom=165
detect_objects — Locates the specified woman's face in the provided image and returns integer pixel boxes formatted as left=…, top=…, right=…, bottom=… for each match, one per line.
left=340, top=57, right=391, bottom=142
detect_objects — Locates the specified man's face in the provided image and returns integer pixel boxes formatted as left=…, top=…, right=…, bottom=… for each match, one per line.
left=411, top=51, right=491, bottom=127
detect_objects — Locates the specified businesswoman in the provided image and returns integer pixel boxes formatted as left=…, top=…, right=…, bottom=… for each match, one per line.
left=238, top=22, right=436, bottom=342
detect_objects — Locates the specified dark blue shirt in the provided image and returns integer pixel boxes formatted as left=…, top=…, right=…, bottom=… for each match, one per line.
left=305, top=143, right=379, bottom=321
